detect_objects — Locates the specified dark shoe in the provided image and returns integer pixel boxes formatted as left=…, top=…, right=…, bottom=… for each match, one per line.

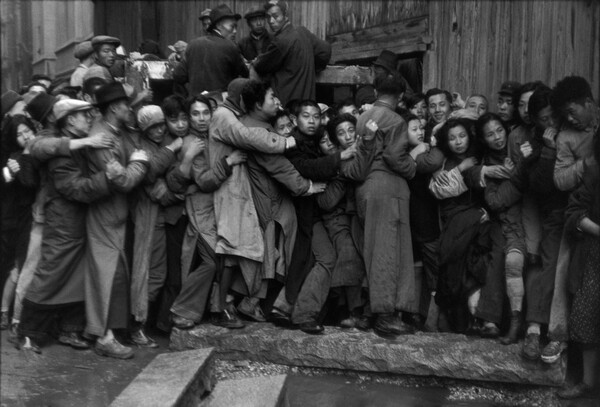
left=0, top=311, right=8, bottom=330
left=521, top=333, right=541, bottom=360
left=267, top=308, right=292, bottom=328
left=374, top=313, right=414, bottom=337
left=499, top=311, right=521, bottom=345
left=171, top=314, right=195, bottom=330
left=237, top=298, right=266, bottom=322
left=7, top=323, right=19, bottom=345
left=557, top=382, right=600, bottom=399
left=95, top=338, right=134, bottom=359
left=130, top=327, right=159, bottom=348
left=355, top=315, right=373, bottom=331
left=298, top=320, right=324, bottom=334
left=541, top=340, right=568, bottom=364
left=58, top=332, right=90, bottom=350
left=480, top=322, right=500, bottom=338
left=16, top=336, right=41, bottom=354
left=212, top=309, right=245, bottom=329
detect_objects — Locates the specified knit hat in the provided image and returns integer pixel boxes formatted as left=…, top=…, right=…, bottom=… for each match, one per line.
left=25, top=92, right=57, bottom=122
left=1, top=91, right=23, bottom=117
left=53, top=99, right=93, bottom=121
left=74, top=41, right=94, bottom=60
left=137, top=105, right=165, bottom=131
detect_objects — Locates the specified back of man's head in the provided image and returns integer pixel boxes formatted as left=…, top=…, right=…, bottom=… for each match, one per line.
left=550, top=75, right=594, bottom=112
left=375, top=76, right=405, bottom=98
left=241, top=80, right=270, bottom=113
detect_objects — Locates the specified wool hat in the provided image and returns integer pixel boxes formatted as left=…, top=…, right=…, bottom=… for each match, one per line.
left=94, top=82, right=128, bottom=107
left=199, top=8, right=212, bottom=21
left=244, top=6, right=267, bottom=20
left=91, top=35, right=121, bottom=48
left=498, top=81, right=521, bottom=97
left=74, top=41, right=94, bottom=60
left=168, top=40, right=187, bottom=53
left=209, top=4, right=241, bottom=29
left=137, top=105, right=165, bottom=132
left=25, top=92, right=57, bottom=122
left=53, top=99, right=93, bottom=121
left=372, top=50, right=398, bottom=74
left=1, top=91, right=23, bottom=117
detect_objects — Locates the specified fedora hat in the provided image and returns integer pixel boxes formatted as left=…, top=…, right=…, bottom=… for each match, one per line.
left=25, top=92, right=57, bottom=123
left=94, top=82, right=128, bottom=107
left=209, top=4, right=241, bottom=29
left=372, top=50, right=398, bottom=74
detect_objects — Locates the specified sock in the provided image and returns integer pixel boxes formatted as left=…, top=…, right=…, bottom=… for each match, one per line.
left=527, top=323, right=541, bottom=335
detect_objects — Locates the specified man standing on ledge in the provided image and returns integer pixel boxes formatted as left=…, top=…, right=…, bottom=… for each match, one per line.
left=252, top=1, right=331, bottom=106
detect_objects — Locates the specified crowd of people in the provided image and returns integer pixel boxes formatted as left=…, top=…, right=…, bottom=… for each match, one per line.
left=1, top=1, right=599, bottom=400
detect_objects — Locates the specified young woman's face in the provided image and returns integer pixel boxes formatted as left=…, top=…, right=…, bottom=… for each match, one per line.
left=189, top=101, right=211, bottom=133
left=518, top=91, right=534, bottom=124
left=146, top=123, right=167, bottom=144
left=406, top=119, right=424, bottom=147
left=534, top=106, right=557, bottom=131
left=447, top=125, right=469, bottom=155
left=482, top=119, right=507, bottom=151
left=319, top=132, right=336, bottom=155
left=334, top=121, right=357, bottom=149
left=409, top=100, right=427, bottom=120
left=16, top=123, right=35, bottom=148
left=466, top=96, right=488, bottom=118
left=166, top=112, right=189, bottom=137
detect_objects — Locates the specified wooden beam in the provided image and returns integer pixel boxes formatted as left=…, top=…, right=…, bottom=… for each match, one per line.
left=316, top=65, right=373, bottom=85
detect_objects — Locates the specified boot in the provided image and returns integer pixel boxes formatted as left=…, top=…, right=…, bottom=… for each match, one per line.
left=499, top=311, right=521, bottom=345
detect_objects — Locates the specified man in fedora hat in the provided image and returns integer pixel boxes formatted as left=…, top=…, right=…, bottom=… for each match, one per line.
left=252, top=1, right=331, bottom=105
left=84, top=35, right=121, bottom=83
left=237, top=6, right=272, bottom=62
left=16, top=99, right=116, bottom=354
left=173, top=4, right=248, bottom=96
left=82, top=82, right=150, bottom=359
left=70, top=41, right=95, bottom=89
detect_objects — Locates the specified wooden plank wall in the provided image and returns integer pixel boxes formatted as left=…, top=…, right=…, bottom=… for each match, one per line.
left=424, top=0, right=600, bottom=103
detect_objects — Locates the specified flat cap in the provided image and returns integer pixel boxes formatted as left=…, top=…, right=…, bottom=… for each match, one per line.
left=244, top=6, right=267, bottom=20
left=74, top=41, right=94, bottom=60
left=1, top=91, right=23, bottom=117
left=137, top=105, right=165, bottom=131
left=498, top=81, right=521, bottom=97
left=199, top=8, right=212, bottom=20
left=91, top=35, right=121, bottom=48
left=53, top=99, right=93, bottom=121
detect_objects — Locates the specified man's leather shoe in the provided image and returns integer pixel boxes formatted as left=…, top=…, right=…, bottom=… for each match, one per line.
left=130, top=327, right=159, bottom=348
left=267, top=308, right=292, bottom=328
left=374, top=313, right=413, bottom=337
left=237, top=299, right=266, bottom=322
left=212, top=309, right=245, bottom=329
left=298, top=320, right=324, bottom=334
left=58, top=332, right=90, bottom=349
left=95, top=338, right=134, bottom=359
left=16, top=336, right=41, bottom=354
left=171, top=314, right=195, bottom=330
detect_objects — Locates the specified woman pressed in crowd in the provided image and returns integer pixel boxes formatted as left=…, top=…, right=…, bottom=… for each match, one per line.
left=405, top=92, right=428, bottom=122
left=0, top=115, right=38, bottom=330
left=429, top=119, right=505, bottom=336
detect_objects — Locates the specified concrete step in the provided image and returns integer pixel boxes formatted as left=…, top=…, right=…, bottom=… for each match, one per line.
left=199, top=375, right=289, bottom=407
left=170, top=323, right=566, bottom=387
left=110, top=348, right=215, bottom=407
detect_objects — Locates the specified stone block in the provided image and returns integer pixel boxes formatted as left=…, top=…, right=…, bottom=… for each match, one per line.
left=200, top=374, right=288, bottom=407
left=110, top=347, right=215, bottom=407
left=170, top=324, right=566, bottom=387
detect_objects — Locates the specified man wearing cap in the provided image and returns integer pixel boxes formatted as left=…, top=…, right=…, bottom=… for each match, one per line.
left=199, top=8, right=212, bottom=35
left=497, top=81, right=521, bottom=131
left=84, top=35, right=121, bottom=84
left=238, top=6, right=272, bottom=62
left=16, top=99, right=115, bottom=353
left=252, top=1, right=331, bottom=105
left=82, top=82, right=149, bottom=359
left=173, top=4, right=248, bottom=96
left=70, top=41, right=95, bottom=88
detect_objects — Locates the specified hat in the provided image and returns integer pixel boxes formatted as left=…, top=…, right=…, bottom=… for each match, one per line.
left=137, top=105, right=165, bottom=131
left=74, top=41, right=94, bottom=60
left=83, top=65, right=114, bottom=83
left=32, top=74, right=52, bottom=83
left=317, top=103, right=330, bottom=114
left=199, top=8, right=212, bottom=21
left=53, top=99, right=93, bottom=121
left=355, top=85, right=377, bottom=107
left=1, top=91, right=23, bottom=117
left=244, top=6, right=267, bottom=20
left=209, top=4, right=241, bottom=28
left=168, top=40, right=187, bottom=53
left=25, top=92, right=57, bottom=122
left=94, top=82, right=128, bottom=107
left=227, top=78, right=250, bottom=105
left=91, top=35, right=121, bottom=48
left=372, top=50, right=398, bottom=74
left=498, top=81, right=521, bottom=97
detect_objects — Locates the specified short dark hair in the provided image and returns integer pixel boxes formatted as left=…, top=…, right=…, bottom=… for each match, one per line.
left=185, top=94, right=213, bottom=115
left=327, top=113, right=356, bottom=146
left=404, top=93, right=426, bottom=110
left=294, top=99, right=320, bottom=117
left=374, top=76, right=405, bottom=97
left=425, top=88, right=452, bottom=105
left=241, top=80, right=271, bottom=113
left=436, top=118, right=476, bottom=158
left=527, top=85, right=553, bottom=121
left=334, top=98, right=356, bottom=115
left=2, top=114, right=36, bottom=159
left=161, top=95, right=187, bottom=118
left=400, top=112, right=420, bottom=125
left=550, top=75, right=594, bottom=112
left=272, top=109, right=291, bottom=125
left=285, top=99, right=301, bottom=116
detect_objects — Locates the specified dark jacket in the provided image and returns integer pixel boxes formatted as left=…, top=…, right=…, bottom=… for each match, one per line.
left=238, top=31, right=272, bottom=61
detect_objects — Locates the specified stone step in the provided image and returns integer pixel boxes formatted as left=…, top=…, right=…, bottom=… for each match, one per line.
left=110, top=348, right=215, bottom=407
left=199, top=375, right=289, bottom=407
left=170, top=323, right=566, bottom=387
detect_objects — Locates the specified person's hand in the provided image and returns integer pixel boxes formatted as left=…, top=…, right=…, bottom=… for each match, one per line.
left=504, top=157, right=515, bottom=172
left=430, top=135, right=437, bottom=147
left=105, top=159, right=125, bottom=180
left=340, top=143, right=357, bottom=160
left=542, top=127, right=558, bottom=149
left=433, top=169, right=450, bottom=186
left=226, top=150, right=247, bottom=166
left=7, top=158, right=20, bottom=174
left=285, top=136, right=296, bottom=150
left=363, top=119, right=378, bottom=141
left=409, top=142, right=429, bottom=160
left=484, top=164, right=511, bottom=179
left=519, top=141, right=532, bottom=159
left=167, top=137, right=183, bottom=152
left=304, top=181, right=327, bottom=195
left=449, top=109, right=478, bottom=121
left=360, top=103, right=373, bottom=113
left=458, top=156, right=477, bottom=172
left=185, top=138, right=205, bottom=158
left=130, top=149, right=148, bottom=163
left=85, top=132, right=114, bottom=149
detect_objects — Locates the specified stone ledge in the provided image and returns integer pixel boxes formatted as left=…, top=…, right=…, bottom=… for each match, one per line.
left=170, top=323, right=566, bottom=387
left=200, top=374, right=289, bottom=407
left=110, top=348, right=215, bottom=407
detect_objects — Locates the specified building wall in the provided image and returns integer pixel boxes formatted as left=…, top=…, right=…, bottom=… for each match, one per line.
left=1, top=0, right=33, bottom=93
